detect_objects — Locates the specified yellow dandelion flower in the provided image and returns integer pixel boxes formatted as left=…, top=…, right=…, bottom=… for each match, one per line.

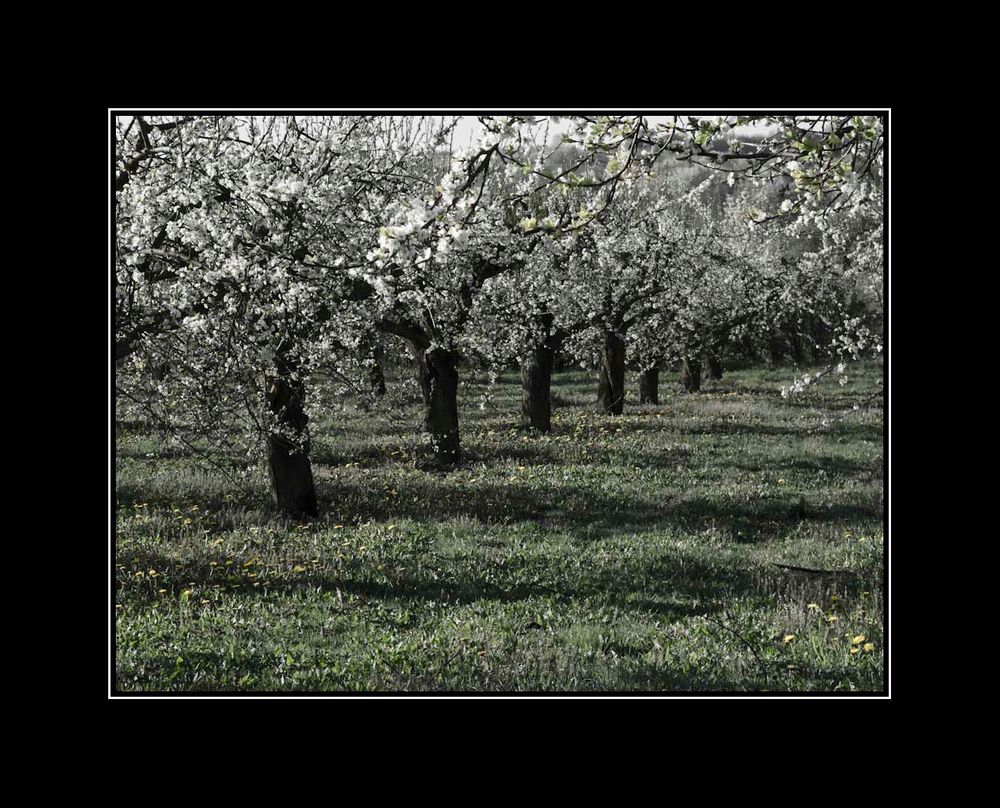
left=850, top=647, right=860, bottom=655
left=863, top=643, right=875, bottom=653
left=852, top=634, right=866, bottom=644
left=292, top=565, right=307, bottom=574
left=157, top=588, right=167, bottom=594
left=827, top=615, right=839, bottom=623
left=806, top=603, right=819, bottom=610
left=783, top=634, right=795, bottom=644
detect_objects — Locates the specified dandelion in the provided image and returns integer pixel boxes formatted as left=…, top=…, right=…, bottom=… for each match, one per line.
left=806, top=603, right=819, bottom=610
left=863, top=642, right=875, bottom=653
left=783, top=634, right=795, bottom=644
left=852, top=635, right=866, bottom=645
left=850, top=647, right=860, bottom=655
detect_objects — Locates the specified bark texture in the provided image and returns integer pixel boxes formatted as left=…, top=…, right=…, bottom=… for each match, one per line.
left=597, top=331, right=626, bottom=415
left=265, top=361, right=318, bottom=517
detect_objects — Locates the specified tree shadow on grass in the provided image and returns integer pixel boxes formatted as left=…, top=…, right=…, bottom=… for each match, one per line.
left=313, top=472, right=881, bottom=543
left=116, top=478, right=273, bottom=519
left=120, top=531, right=875, bottom=639
left=731, top=455, right=880, bottom=478
left=666, top=419, right=883, bottom=442
left=117, top=454, right=880, bottom=549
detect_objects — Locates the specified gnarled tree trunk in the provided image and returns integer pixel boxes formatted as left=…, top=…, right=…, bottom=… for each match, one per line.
left=638, top=368, right=659, bottom=404
left=597, top=331, right=626, bottom=415
left=680, top=356, right=702, bottom=393
left=414, top=345, right=460, bottom=463
left=265, top=360, right=318, bottom=518
left=705, top=350, right=723, bottom=381
left=521, top=343, right=555, bottom=432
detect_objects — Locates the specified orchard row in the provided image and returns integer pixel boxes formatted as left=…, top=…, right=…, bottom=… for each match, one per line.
left=115, top=115, right=884, bottom=515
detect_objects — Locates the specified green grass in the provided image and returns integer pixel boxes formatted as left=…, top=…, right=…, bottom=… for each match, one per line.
left=114, top=362, right=885, bottom=692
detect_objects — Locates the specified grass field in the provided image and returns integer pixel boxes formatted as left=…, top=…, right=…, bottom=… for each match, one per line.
left=114, top=362, right=885, bottom=693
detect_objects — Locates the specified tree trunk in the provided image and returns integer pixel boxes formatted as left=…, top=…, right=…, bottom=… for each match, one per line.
left=414, top=345, right=460, bottom=463
left=369, top=343, right=386, bottom=398
left=767, top=333, right=781, bottom=368
left=680, top=356, right=702, bottom=393
left=597, top=331, right=626, bottom=415
left=521, top=343, right=555, bottom=432
left=705, top=350, right=723, bottom=381
left=810, top=316, right=829, bottom=361
left=265, top=365, right=318, bottom=518
left=787, top=329, right=804, bottom=366
left=638, top=368, right=659, bottom=404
